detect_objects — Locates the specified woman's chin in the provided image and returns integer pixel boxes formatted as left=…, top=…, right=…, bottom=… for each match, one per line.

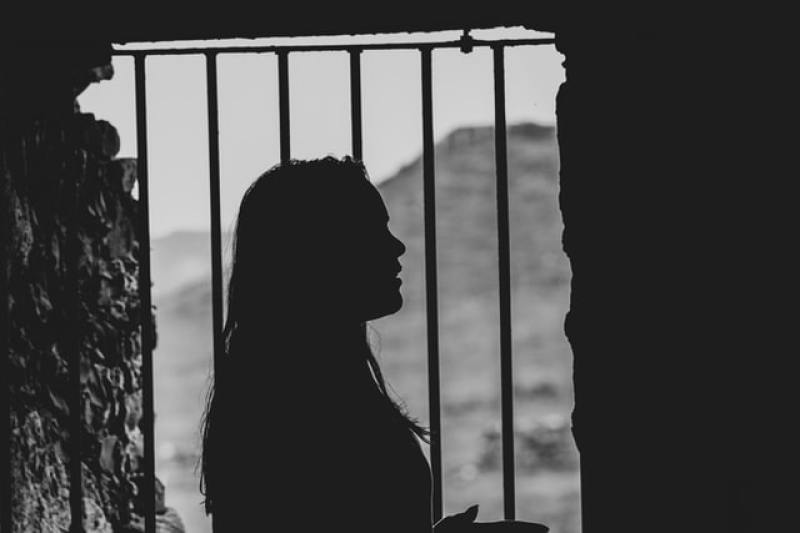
left=361, top=292, right=403, bottom=322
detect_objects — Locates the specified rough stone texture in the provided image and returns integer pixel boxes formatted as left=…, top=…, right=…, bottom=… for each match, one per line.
left=2, top=114, right=152, bottom=532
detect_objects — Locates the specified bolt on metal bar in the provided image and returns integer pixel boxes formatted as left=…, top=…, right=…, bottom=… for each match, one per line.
left=420, top=46, right=443, bottom=523
left=204, top=51, right=225, bottom=533
left=134, top=55, right=158, bottom=533
left=349, top=49, right=363, bottom=161
left=111, top=37, right=555, bottom=57
left=277, top=51, right=291, bottom=163
left=1, top=154, right=12, bottom=533
left=493, top=45, right=516, bottom=520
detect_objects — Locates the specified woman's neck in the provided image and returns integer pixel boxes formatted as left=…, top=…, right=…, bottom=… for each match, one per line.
left=238, top=318, right=374, bottom=386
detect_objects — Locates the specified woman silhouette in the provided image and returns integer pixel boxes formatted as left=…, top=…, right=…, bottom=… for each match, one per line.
left=199, top=157, right=547, bottom=532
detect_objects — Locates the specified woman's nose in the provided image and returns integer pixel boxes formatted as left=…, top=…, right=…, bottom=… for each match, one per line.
left=392, top=233, right=406, bottom=257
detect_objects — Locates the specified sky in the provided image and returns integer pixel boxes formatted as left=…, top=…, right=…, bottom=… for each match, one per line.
left=77, top=27, right=564, bottom=239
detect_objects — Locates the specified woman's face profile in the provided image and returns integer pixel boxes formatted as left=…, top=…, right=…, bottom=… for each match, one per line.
left=335, top=182, right=406, bottom=322
left=243, top=162, right=405, bottom=324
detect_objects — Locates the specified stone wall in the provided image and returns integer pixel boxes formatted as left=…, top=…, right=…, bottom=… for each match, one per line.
left=0, top=42, right=162, bottom=532
left=2, top=114, right=150, bottom=532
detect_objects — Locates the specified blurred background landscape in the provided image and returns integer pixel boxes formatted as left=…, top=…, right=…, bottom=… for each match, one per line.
left=148, top=121, right=579, bottom=533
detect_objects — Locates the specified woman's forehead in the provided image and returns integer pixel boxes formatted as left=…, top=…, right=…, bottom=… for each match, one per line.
left=363, top=183, right=390, bottom=219
left=256, top=172, right=389, bottom=225
left=325, top=181, right=388, bottom=220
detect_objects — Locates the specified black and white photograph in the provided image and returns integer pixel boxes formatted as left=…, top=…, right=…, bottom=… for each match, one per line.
left=1, top=7, right=791, bottom=533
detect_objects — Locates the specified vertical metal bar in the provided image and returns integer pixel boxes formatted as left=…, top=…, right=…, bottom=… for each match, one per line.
left=134, top=54, right=157, bottom=533
left=349, top=49, right=363, bottom=161
left=0, top=152, right=12, bottom=533
left=205, top=51, right=225, bottom=533
left=493, top=45, right=516, bottom=520
left=277, top=51, right=291, bottom=163
left=206, top=53, right=225, bottom=390
left=350, top=48, right=367, bottom=341
left=420, top=46, right=443, bottom=523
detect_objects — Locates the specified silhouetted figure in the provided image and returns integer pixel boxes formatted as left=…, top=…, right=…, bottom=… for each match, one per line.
left=199, top=157, right=547, bottom=532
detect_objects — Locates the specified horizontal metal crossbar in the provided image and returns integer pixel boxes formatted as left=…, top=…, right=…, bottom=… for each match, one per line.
left=111, top=37, right=554, bottom=57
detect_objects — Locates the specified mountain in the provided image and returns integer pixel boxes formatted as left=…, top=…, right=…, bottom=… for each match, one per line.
left=380, top=121, right=566, bottom=304
left=150, top=122, right=579, bottom=533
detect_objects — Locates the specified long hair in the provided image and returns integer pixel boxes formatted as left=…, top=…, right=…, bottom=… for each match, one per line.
left=198, top=157, right=428, bottom=515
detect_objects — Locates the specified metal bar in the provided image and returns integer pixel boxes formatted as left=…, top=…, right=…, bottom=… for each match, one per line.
left=420, top=46, right=443, bottom=523
left=277, top=51, right=291, bottom=163
left=349, top=49, right=363, bottom=161
left=351, top=48, right=368, bottom=338
left=205, top=53, right=225, bottom=386
left=0, top=151, right=12, bottom=533
left=111, top=37, right=555, bottom=57
left=493, top=45, right=515, bottom=520
left=205, top=51, right=225, bottom=533
left=134, top=54, right=157, bottom=533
